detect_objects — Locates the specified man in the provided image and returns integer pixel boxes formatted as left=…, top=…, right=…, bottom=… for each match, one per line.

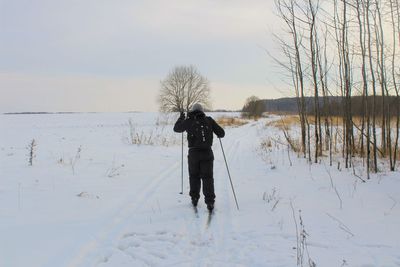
left=173, top=103, right=225, bottom=211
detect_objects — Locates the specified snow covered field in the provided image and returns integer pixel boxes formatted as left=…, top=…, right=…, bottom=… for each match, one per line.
left=1, top=112, right=399, bottom=267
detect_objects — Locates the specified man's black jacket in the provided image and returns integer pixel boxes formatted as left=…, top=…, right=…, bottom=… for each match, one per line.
left=173, top=110, right=225, bottom=149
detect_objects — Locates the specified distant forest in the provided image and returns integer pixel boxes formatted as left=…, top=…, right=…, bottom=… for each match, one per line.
left=257, top=96, right=400, bottom=116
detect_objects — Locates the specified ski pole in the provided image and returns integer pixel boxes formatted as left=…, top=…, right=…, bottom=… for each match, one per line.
left=180, top=132, right=184, bottom=194
left=219, top=138, right=239, bottom=210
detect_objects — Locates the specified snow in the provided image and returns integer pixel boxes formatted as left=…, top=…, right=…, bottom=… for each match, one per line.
left=1, top=112, right=399, bottom=267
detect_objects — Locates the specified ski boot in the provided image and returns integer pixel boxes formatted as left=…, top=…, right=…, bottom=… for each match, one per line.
left=207, top=203, right=214, bottom=212
left=191, top=198, right=199, bottom=207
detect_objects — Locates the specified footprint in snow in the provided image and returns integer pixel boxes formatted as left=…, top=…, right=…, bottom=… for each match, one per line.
left=98, top=231, right=183, bottom=266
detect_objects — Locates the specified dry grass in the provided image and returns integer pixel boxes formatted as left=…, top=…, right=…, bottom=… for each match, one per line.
left=309, top=116, right=363, bottom=126
left=306, top=115, right=399, bottom=127
left=260, top=138, right=273, bottom=149
left=266, top=115, right=300, bottom=130
left=267, top=114, right=400, bottom=160
left=267, top=115, right=371, bottom=129
left=215, top=116, right=248, bottom=127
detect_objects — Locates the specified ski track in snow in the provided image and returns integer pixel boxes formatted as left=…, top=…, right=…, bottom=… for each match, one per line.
left=89, top=121, right=306, bottom=267
left=2, top=113, right=400, bottom=267
left=83, top=124, right=258, bottom=267
left=68, top=160, right=181, bottom=267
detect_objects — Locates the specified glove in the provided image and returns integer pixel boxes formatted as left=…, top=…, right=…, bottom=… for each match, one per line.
left=179, top=112, right=185, bottom=120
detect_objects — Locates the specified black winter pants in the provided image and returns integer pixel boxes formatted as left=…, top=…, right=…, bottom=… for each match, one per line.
left=188, top=148, right=215, bottom=205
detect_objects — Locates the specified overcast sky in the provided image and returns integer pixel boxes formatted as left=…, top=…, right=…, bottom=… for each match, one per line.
left=0, top=0, right=286, bottom=112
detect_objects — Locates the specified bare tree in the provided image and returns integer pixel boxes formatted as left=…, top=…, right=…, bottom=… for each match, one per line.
left=305, top=0, right=323, bottom=163
left=274, top=0, right=309, bottom=159
left=242, top=96, right=265, bottom=118
left=365, top=0, right=379, bottom=172
left=355, top=0, right=371, bottom=178
left=274, top=0, right=400, bottom=174
left=158, top=65, right=211, bottom=113
left=389, top=0, right=400, bottom=170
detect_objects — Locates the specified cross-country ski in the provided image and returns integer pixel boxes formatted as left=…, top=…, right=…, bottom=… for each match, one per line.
left=206, top=210, right=213, bottom=229
left=192, top=206, right=199, bottom=218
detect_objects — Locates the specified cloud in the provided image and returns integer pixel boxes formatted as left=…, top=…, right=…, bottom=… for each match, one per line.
left=0, top=0, right=274, bottom=61
left=210, top=80, right=284, bottom=111
left=126, top=0, right=273, bottom=41
left=0, top=0, right=282, bottom=112
left=0, top=72, right=160, bottom=112
left=0, top=72, right=287, bottom=113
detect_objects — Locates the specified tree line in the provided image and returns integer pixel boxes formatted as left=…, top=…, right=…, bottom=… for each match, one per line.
left=245, top=96, right=400, bottom=116
left=273, top=0, right=400, bottom=176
